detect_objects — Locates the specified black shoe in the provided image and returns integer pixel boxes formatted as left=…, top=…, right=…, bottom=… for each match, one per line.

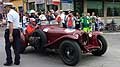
left=14, top=62, right=20, bottom=65
left=4, top=62, right=13, bottom=66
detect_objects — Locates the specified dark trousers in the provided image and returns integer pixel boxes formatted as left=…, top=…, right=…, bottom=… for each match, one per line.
left=4, top=29, right=21, bottom=63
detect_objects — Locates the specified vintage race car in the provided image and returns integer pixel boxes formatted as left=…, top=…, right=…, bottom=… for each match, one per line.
left=20, top=21, right=108, bottom=66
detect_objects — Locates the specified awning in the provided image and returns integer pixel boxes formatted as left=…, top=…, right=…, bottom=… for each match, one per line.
left=52, top=0, right=60, bottom=5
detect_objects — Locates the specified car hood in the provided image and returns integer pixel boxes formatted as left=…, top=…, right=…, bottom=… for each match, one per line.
left=42, top=26, right=84, bottom=35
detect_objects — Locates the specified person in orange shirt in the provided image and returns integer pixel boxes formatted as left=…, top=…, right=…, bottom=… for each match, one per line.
left=26, top=18, right=38, bottom=35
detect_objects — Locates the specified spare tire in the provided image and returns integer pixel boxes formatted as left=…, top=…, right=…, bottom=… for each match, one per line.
left=29, top=29, right=47, bottom=52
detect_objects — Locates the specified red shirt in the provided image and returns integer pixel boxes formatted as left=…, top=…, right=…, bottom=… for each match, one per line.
left=67, top=16, right=73, bottom=27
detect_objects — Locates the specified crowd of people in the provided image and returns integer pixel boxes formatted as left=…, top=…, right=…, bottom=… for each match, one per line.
left=22, top=9, right=104, bottom=32
left=0, top=8, right=104, bottom=32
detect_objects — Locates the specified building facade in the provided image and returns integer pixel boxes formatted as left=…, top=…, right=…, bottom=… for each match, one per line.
left=2, top=0, right=26, bottom=12
left=80, top=0, right=120, bottom=24
left=10, top=0, right=26, bottom=12
left=28, top=0, right=60, bottom=11
left=2, top=0, right=119, bottom=23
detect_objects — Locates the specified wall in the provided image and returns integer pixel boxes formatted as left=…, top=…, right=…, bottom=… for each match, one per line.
left=12, top=0, right=26, bottom=12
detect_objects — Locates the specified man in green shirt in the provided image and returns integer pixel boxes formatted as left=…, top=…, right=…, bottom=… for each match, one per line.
left=80, top=14, right=91, bottom=32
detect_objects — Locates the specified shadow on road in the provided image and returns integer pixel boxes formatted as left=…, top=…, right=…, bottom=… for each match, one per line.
left=23, top=47, right=105, bottom=66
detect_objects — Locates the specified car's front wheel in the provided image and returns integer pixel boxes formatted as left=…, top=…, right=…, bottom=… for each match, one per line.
left=59, top=40, right=81, bottom=66
left=92, top=35, right=107, bottom=56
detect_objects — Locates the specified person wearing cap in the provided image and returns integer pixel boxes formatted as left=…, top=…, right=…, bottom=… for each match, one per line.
left=29, top=10, right=38, bottom=19
left=3, top=2, right=21, bottom=66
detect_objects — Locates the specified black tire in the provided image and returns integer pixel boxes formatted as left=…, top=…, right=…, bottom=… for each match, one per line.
left=92, top=35, right=107, bottom=56
left=29, top=29, right=47, bottom=52
left=59, top=40, right=81, bottom=66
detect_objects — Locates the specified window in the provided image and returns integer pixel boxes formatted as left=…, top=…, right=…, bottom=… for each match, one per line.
left=74, top=0, right=83, bottom=15
left=36, top=4, right=45, bottom=12
left=47, top=5, right=58, bottom=11
left=87, top=1, right=104, bottom=17
left=105, top=2, right=120, bottom=16
left=29, top=2, right=35, bottom=10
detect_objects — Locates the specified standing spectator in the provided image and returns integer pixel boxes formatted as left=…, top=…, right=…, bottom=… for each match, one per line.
left=91, top=12, right=96, bottom=19
left=95, top=18, right=100, bottom=31
left=55, top=10, right=61, bottom=26
left=39, top=12, right=47, bottom=25
left=86, top=13, right=91, bottom=23
left=3, top=2, right=21, bottom=66
left=46, top=11, right=55, bottom=24
left=29, top=10, right=38, bottom=19
left=56, top=10, right=66, bottom=27
left=60, top=11, right=66, bottom=28
left=39, top=12, right=47, bottom=21
left=75, top=12, right=81, bottom=29
left=22, top=13, right=29, bottom=28
left=0, top=13, right=3, bottom=23
left=81, top=13, right=91, bottom=32
left=66, top=12, right=76, bottom=29
left=96, top=16, right=104, bottom=31
left=91, top=17, right=96, bottom=31
left=50, top=9, right=56, bottom=19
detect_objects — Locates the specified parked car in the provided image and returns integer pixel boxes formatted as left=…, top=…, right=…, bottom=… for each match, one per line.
left=20, top=21, right=108, bottom=66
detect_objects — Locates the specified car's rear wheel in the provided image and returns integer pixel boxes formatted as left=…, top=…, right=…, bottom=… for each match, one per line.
left=59, top=40, right=81, bottom=66
left=29, top=29, right=47, bottom=52
left=92, top=35, right=107, bottom=56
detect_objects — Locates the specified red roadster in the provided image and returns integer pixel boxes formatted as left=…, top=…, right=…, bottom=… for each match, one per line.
left=20, top=21, right=107, bottom=66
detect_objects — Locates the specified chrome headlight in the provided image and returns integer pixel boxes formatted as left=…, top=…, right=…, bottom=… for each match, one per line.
left=89, top=33, right=92, bottom=37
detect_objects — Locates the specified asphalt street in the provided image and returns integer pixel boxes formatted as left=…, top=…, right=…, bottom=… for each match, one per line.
left=0, top=28, right=120, bottom=67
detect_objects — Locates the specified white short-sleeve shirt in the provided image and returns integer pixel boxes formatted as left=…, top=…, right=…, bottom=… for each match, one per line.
left=7, top=9, right=20, bottom=29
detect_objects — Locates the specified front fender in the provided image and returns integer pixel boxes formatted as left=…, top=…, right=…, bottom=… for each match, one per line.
left=92, top=31, right=103, bottom=36
left=88, top=31, right=103, bottom=47
left=45, top=34, right=79, bottom=47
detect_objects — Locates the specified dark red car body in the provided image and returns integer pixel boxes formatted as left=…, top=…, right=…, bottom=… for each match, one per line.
left=21, top=23, right=107, bottom=66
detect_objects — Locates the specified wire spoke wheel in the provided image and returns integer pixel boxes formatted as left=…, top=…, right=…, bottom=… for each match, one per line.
left=92, top=35, right=107, bottom=56
left=59, top=40, right=82, bottom=66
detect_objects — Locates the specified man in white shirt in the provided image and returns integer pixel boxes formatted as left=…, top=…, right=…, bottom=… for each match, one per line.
left=39, top=12, right=47, bottom=21
left=60, top=11, right=66, bottom=27
left=3, top=2, right=21, bottom=66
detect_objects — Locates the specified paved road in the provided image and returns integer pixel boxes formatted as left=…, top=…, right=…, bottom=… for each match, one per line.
left=0, top=29, right=120, bottom=67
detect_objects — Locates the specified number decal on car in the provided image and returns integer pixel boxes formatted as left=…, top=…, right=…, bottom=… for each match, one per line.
left=43, top=28, right=49, bottom=32
left=64, top=29, right=76, bottom=33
